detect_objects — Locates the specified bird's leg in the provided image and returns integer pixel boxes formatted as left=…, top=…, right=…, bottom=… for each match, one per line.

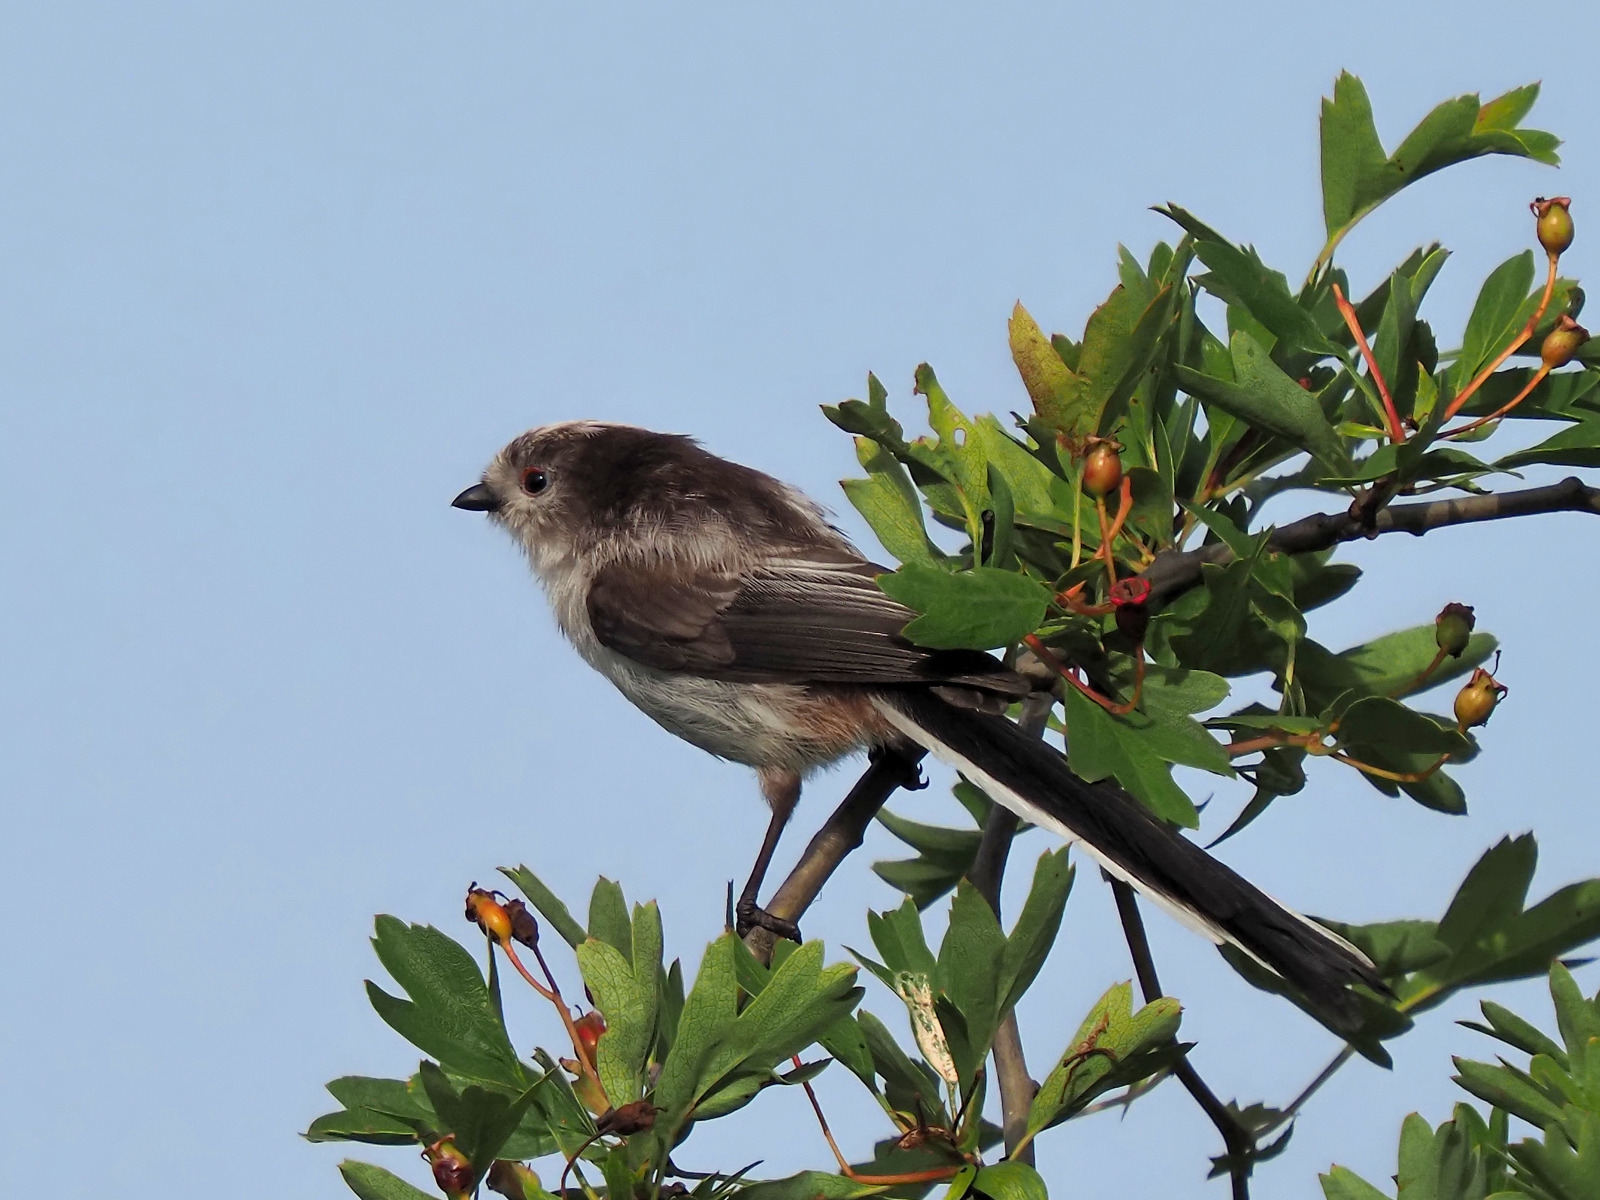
left=734, top=768, right=804, bottom=943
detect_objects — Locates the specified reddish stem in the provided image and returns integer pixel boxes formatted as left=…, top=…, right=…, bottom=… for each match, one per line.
left=1332, top=282, right=1406, bottom=443
left=1442, top=253, right=1559, bottom=421
left=1441, top=365, right=1550, bottom=440
left=1024, top=634, right=1143, bottom=716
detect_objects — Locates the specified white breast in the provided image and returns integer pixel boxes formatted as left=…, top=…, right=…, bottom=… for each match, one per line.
left=532, top=545, right=864, bottom=774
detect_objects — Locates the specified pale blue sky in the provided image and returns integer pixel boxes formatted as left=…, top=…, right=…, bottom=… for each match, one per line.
left=3, top=5, right=1599, bottom=1198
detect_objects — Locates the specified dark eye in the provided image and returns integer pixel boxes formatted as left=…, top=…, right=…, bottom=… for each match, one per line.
left=521, top=467, right=549, bottom=495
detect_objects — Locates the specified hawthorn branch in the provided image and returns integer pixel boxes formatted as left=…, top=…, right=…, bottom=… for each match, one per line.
left=968, top=692, right=1054, bottom=1164
left=1111, top=880, right=1254, bottom=1200
left=744, top=745, right=927, bottom=962
left=1144, top=476, right=1600, bottom=605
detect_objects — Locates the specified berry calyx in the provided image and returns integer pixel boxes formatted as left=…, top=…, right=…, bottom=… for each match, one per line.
left=1541, top=315, right=1590, bottom=370
left=1435, top=603, right=1476, bottom=658
left=1532, top=196, right=1574, bottom=257
left=424, top=1139, right=474, bottom=1198
left=465, top=885, right=514, bottom=946
left=502, top=897, right=540, bottom=948
left=486, top=1162, right=545, bottom=1200
left=1082, top=439, right=1123, bottom=498
left=1109, top=576, right=1152, bottom=642
left=1454, top=667, right=1507, bottom=730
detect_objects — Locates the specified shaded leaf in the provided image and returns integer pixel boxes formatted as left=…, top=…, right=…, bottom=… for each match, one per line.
left=878, top=565, right=1051, bottom=651
left=339, top=1161, right=437, bottom=1200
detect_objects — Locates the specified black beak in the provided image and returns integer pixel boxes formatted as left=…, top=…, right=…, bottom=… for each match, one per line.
left=451, top=483, right=501, bottom=512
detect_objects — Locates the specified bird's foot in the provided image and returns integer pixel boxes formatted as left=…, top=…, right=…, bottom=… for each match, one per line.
left=734, top=896, right=802, bottom=944
left=870, top=745, right=928, bottom=791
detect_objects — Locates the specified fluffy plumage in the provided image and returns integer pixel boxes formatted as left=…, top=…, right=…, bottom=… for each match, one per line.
left=459, top=420, right=1382, bottom=1034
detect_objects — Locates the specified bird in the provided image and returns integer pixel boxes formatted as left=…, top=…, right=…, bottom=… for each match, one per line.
left=452, top=419, right=1382, bottom=1033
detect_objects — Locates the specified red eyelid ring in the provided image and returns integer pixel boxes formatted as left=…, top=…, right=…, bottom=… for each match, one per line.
left=521, top=466, right=548, bottom=491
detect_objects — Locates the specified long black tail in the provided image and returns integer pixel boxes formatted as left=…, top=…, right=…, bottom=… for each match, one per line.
left=875, top=689, right=1384, bottom=1036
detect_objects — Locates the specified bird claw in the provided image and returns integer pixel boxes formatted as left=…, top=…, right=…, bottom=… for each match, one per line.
left=870, top=746, right=928, bottom=791
left=734, top=897, right=802, bottom=944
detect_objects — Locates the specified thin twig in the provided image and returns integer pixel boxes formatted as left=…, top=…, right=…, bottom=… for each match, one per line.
left=1111, top=879, right=1254, bottom=1200
left=503, top=942, right=609, bottom=1107
left=1255, top=1045, right=1357, bottom=1140
left=794, top=1055, right=963, bottom=1185
left=968, top=692, right=1054, bottom=1164
left=743, top=747, right=927, bottom=962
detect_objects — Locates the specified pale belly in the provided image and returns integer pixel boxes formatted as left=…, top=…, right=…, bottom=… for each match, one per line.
left=585, top=643, right=886, bottom=774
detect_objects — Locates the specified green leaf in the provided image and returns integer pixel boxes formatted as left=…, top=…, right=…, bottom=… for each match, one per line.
left=819, top=1014, right=877, bottom=1091
left=1438, top=835, right=1537, bottom=954
left=1026, top=981, right=1184, bottom=1133
left=1550, top=962, right=1600, bottom=1066
left=1452, top=1057, right=1567, bottom=1130
left=1393, top=837, right=1600, bottom=1013
left=1298, top=624, right=1497, bottom=710
left=1507, top=1113, right=1600, bottom=1199
left=867, top=896, right=940, bottom=978
left=735, top=1172, right=888, bottom=1200
left=499, top=866, right=587, bottom=949
left=984, top=461, right=1017, bottom=570
left=575, top=924, right=659, bottom=1107
left=1318, top=1164, right=1392, bottom=1200
left=937, top=882, right=1007, bottom=1086
left=415, top=1062, right=536, bottom=1170
left=877, top=563, right=1051, bottom=650
left=528, top=1048, right=597, bottom=1155
left=339, top=1161, right=438, bottom=1200
left=1175, top=332, right=1352, bottom=475
left=1319, top=73, right=1389, bottom=239
left=1010, top=301, right=1083, bottom=439
left=1318, top=74, right=1558, bottom=256
left=842, top=437, right=939, bottom=566
left=872, top=855, right=973, bottom=912
left=653, top=934, right=740, bottom=1128
left=856, top=1009, right=946, bottom=1120
left=971, top=1162, right=1049, bottom=1200
left=365, top=918, right=524, bottom=1087
left=1065, top=687, right=1199, bottom=827
left=998, top=848, right=1075, bottom=1015
left=1160, top=205, right=1337, bottom=357
left=1335, top=697, right=1472, bottom=757
left=587, top=878, right=632, bottom=962
left=1062, top=664, right=1233, bottom=826
left=693, top=1059, right=831, bottom=1120
left=306, top=1097, right=421, bottom=1146
left=1496, top=416, right=1600, bottom=470
left=308, top=1076, right=434, bottom=1144
left=1316, top=918, right=1451, bottom=979
left=1182, top=499, right=1254, bottom=559
left=876, top=808, right=984, bottom=862
left=1456, top=252, right=1537, bottom=388
left=599, top=1151, right=633, bottom=1200
left=1465, top=998, right=1567, bottom=1064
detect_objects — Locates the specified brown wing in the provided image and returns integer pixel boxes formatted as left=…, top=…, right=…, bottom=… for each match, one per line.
left=585, top=554, right=1027, bottom=695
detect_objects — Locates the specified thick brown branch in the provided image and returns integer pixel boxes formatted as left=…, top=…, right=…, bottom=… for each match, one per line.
left=745, top=746, right=927, bottom=961
left=968, top=693, right=1053, bottom=1164
left=1144, top=476, right=1600, bottom=605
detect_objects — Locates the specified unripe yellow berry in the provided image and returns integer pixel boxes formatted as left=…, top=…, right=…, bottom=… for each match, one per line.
left=1541, top=315, right=1589, bottom=370
left=1533, top=196, right=1574, bottom=257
